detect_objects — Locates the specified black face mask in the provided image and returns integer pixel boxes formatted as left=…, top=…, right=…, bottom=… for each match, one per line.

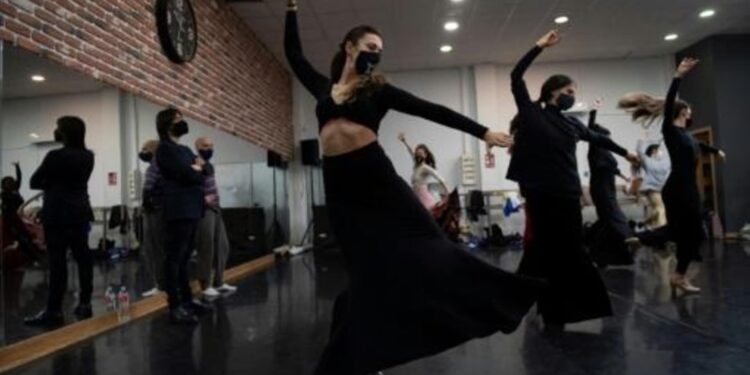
left=557, top=94, right=576, bottom=111
left=198, top=149, right=214, bottom=161
left=54, top=129, right=63, bottom=143
left=171, top=121, right=189, bottom=137
left=139, top=152, right=153, bottom=163
left=685, top=118, right=693, bottom=128
left=355, top=51, right=381, bottom=75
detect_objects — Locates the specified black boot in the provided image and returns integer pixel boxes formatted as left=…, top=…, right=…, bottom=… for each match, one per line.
left=169, top=306, right=198, bottom=325
left=24, top=310, right=64, bottom=327
left=74, top=304, right=93, bottom=320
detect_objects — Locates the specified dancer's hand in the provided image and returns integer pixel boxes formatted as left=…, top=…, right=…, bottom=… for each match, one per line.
left=287, top=0, right=297, bottom=10
left=718, top=150, right=726, bottom=162
left=626, top=152, right=640, bottom=167
left=484, top=131, right=513, bottom=148
left=592, top=98, right=603, bottom=110
left=191, top=164, right=202, bottom=172
left=675, top=57, right=699, bottom=78
left=536, top=30, right=561, bottom=48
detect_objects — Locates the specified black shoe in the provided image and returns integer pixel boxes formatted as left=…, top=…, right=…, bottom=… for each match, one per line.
left=24, top=310, right=64, bottom=327
left=169, top=307, right=198, bottom=325
left=74, top=304, right=93, bottom=320
left=185, top=299, right=214, bottom=315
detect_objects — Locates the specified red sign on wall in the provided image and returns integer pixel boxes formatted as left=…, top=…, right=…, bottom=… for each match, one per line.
left=484, top=152, right=496, bottom=169
left=108, top=172, right=117, bottom=186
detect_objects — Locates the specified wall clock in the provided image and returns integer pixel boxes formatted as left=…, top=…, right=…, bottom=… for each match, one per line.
left=155, top=0, right=198, bottom=64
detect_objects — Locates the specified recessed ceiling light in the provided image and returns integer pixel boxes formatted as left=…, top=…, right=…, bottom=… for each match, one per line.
left=699, top=9, right=715, bottom=18
left=31, top=75, right=46, bottom=82
left=664, top=33, right=679, bottom=41
left=29, top=133, right=40, bottom=139
left=444, top=21, right=460, bottom=31
left=440, top=45, right=453, bottom=53
left=450, top=0, right=464, bottom=3
left=554, top=16, right=569, bottom=24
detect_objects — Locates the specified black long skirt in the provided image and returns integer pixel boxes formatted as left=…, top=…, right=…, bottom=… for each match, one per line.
left=518, top=189, right=613, bottom=325
left=588, top=171, right=634, bottom=267
left=314, top=142, right=544, bottom=375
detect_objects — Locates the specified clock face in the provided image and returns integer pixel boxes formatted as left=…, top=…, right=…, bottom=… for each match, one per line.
left=156, top=0, right=198, bottom=64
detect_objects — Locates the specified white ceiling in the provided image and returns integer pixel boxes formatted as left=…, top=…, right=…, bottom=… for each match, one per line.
left=232, top=0, right=750, bottom=72
left=2, top=43, right=105, bottom=100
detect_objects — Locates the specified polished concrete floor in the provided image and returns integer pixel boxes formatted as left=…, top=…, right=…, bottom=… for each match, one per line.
left=5, top=241, right=750, bottom=375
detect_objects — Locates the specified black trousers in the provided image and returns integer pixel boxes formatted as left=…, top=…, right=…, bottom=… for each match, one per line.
left=589, top=171, right=634, bottom=267
left=164, top=219, right=198, bottom=309
left=662, top=182, right=704, bottom=275
left=45, top=223, right=92, bottom=312
left=518, top=190, right=612, bottom=325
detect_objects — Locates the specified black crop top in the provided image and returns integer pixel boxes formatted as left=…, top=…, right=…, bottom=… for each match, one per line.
left=284, top=11, right=489, bottom=139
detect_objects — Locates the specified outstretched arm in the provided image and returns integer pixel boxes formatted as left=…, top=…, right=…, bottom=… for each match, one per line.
left=285, top=1, right=330, bottom=97
left=384, top=84, right=489, bottom=140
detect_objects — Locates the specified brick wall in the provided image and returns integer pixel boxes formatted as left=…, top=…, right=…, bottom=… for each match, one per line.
left=0, top=0, right=293, bottom=155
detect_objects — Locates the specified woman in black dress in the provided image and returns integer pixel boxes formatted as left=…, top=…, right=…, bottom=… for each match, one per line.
left=618, top=58, right=725, bottom=294
left=508, top=30, right=639, bottom=333
left=285, top=1, right=544, bottom=373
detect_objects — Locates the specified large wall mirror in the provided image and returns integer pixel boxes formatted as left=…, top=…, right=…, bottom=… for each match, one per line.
left=0, top=41, right=288, bottom=346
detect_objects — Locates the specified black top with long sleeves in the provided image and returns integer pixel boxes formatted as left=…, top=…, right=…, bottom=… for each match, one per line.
left=507, top=46, right=629, bottom=198
left=30, top=147, right=94, bottom=226
left=285, top=10, right=488, bottom=139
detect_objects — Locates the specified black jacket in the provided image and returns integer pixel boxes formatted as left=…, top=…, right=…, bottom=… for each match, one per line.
left=30, top=147, right=94, bottom=226
left=156, top=138, right=205, bottom=221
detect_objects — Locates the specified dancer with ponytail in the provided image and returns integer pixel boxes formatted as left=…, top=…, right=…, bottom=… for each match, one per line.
left=285, top=1, right=544, bottom=373
left=508, top=30, right=639, bottom=333
left=618, top=58, right=725, bottom=294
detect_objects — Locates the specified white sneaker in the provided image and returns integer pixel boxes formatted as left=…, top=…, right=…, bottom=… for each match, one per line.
left=217, top=283, right=237, bottom=293
left=142, top=287, right=161, bottom=297
left=203, top=287, right=220, bottom=297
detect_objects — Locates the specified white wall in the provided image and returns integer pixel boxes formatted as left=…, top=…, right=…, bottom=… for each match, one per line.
left=475, top=56, right=675, bottom=191
left=1, top=88, right=122, bottom=208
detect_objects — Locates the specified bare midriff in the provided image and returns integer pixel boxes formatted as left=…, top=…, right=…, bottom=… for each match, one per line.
left=319, top=118, right=378, bottom=156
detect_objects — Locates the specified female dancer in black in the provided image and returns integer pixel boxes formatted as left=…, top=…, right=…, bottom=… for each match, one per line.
left=285, top=1, right=544, bottom=373
left=508, top=31, right=639, bottom=332
left=618, top=58, right=724, bottom=293
left=586, top=102, right=639, bottom=268
left=25, top=117, right=95, bottom=326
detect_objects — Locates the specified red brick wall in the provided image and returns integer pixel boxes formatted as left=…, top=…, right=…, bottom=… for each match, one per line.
left=0, top=0, right=293, bottom=155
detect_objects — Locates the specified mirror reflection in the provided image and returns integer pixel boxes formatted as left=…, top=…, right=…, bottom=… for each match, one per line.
left=0, top=42, right=287, bottom=344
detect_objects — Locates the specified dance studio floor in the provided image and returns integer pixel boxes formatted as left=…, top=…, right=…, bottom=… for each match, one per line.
left=5, top=241, right=750, bottom=375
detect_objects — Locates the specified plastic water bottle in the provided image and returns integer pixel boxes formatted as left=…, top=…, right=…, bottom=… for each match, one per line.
left=104, top=286, right=117, bottom=312
left=117, top=286, right=131, bottom=322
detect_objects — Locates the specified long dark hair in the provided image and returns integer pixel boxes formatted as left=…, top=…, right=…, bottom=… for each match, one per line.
left=156, top=108, right=181, bottom=140
left=510, top=74, right=575, bottom=132
left=414, top=144, right=436, bottom=169
left=330, top=25, right=387, bottom=98
left=56, top=116, right=87, bottom=149
left=618, top=93, right=690, bottom=124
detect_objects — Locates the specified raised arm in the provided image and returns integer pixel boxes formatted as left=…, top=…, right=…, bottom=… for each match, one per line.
left=13, top=162, right=21, bottom=190
left=511, top=31, right=560, bottom=110
left=588, top=109, right=598, bottom=128
left=398, top=133, right=415, bottom=159
left=285, top=3, right=330, bottom=97
left=664, top=58, right=699, bottom=138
